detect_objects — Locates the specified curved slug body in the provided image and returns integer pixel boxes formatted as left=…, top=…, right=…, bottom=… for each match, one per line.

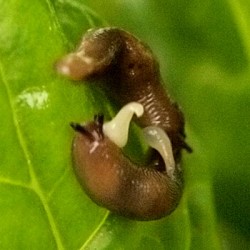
left=71, top=108, right=182, bottom=221
left=57, top=27, right=192, bottom=220
left=57, top=27, right=191, bottom=157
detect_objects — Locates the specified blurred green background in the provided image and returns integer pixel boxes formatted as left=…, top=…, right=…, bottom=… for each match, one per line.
left=0, top=0, right=249, bottom=249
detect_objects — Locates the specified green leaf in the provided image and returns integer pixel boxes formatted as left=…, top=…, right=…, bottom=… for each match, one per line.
left=1, top=0, right=250, bottom=249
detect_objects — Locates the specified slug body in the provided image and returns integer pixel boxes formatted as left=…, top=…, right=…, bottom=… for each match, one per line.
left=57, top=27, right=191, bottom=220
left=71, top=105, right=182, bottom=220
left=57, top=27, right=191, bottom=158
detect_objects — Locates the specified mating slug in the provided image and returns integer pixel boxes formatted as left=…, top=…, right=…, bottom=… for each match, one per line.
left=57, top=27, right=191, bottom=220
left=71, top=103, right=182, bottom=220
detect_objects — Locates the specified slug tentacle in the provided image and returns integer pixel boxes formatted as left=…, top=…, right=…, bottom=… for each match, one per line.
left=57, top=27, right=192, bottom=220
left=71, top=114, right=104, bottom=142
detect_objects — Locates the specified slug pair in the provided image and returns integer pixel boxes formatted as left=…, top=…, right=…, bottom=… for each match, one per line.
left=57, top=27, right=191, bottom=221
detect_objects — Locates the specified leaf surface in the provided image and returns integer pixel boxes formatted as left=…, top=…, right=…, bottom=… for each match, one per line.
left=1, top=0, right=250, bottom=249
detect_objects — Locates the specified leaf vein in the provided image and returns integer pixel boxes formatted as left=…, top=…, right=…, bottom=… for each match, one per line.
left=227, top=0, right=250, bottom=63
left=0, top=177, right=31, bottom=189
left=0, top=62, right=65, bottom=250
left=45, top=0, right=68, bottom=46
left=46, top=165, right=70, bottom=201
left=79, top=211, right=110, bottom=250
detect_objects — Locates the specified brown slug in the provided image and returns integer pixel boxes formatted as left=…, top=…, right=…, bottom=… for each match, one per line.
left=56, top=27, right=191, bottom=220
left=71, top=103, right=182, bottom=220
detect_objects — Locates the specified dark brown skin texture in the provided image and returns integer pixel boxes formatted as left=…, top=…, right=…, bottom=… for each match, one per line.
left=57, top=27, right=191, bottom=220
left=57, top=27, right=191, bottom=157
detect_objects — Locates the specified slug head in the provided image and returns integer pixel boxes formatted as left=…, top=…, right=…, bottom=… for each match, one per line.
left=56, top=28, right=122, bottom=80
left=70, top=114, right=104, bottom=143
left=71, top=114, right=124, bottom=207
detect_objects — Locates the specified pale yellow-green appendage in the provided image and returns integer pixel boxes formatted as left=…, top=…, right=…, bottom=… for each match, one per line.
left=103, top=102, right=144, bottom=147
left=143, top=126, right=175, bottom=177
left=103, top=102, right=175, bottom=177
